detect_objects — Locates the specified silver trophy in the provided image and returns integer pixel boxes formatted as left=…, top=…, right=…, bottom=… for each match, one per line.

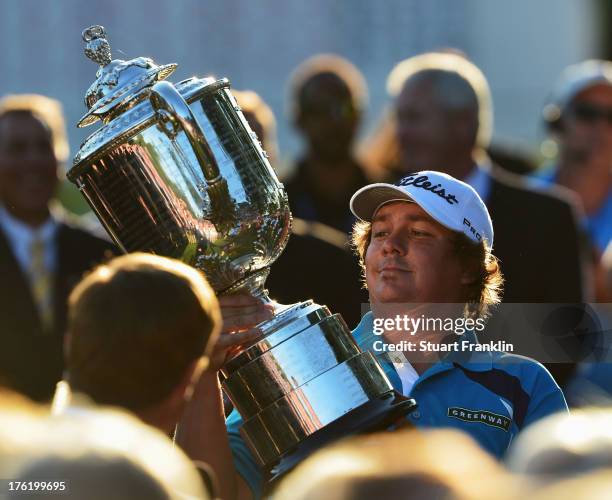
left=69, top=26, right=415, bottom=475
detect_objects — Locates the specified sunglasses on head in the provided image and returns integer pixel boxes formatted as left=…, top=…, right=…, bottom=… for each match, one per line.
left=571, top=102, right=612, bottom=125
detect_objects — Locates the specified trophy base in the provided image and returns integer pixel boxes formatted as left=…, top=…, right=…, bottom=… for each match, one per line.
left=264, top=391, right=417, bottom=486
left=221, top=300, right=418, bottom=471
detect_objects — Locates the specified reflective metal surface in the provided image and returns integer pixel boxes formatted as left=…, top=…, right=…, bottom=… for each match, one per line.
left=223, top=301, right=330, bottom=373
left=70, top=75, right=290, bottom=293
left=240, top=352, right=393, bottom=466
left=223, top=313, right=361, bottom=418
left=68, top=25, right=406, bottom=471
left=79, top=25, right=176, bottom=127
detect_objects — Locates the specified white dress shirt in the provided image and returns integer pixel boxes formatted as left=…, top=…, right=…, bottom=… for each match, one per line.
left=0, top=204, right=58, bottom=277
left=386, top=350, right=420, bottom=396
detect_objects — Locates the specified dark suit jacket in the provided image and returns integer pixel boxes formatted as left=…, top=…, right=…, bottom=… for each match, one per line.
left=266, top=218, right=368, bottom=330
left=484, top=168, right=588, bottom=387
left=486, top=168, right=585, bottom=303
left=0, top=219, right=116, bottom=401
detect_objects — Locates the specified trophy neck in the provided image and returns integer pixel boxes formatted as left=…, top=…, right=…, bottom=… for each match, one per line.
left=220, top=268, right=272, bottom=302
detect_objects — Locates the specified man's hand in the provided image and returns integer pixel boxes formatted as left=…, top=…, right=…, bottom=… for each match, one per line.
left=209, top=294, right=275, bottom=371
left=178, top=294, right=274, bottom=500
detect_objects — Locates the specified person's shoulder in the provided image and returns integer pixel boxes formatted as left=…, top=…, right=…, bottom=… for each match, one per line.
left=490, top=166, right=580, bottom=215
left=488, top=352, right=568, bottom=422
left=489, top=351, right=558, bottom=387
left=54, top=211, right=118, bottom=260
left=58, top=221, right=116, bottom=252
left=54, top=209, right=114, bottom=247
left=490, top=351, right=545, bottom=370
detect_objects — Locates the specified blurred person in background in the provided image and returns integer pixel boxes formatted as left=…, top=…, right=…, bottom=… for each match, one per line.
left=0, top=402, right=209, bottom=500
left=540, top=60, right=612, bottom=254
left=359, top=48, right=538, bottom=180
left=54, top=252, right=222, bottom=498
left=506, top=408, right=612, bottom=483
left=527, top=470, right=612, bottom=500
left=283, top=54, right=369, bottom=234
left=0, top=94, right=116, bottom=402
left=234, top=89, right=367, bottom=327
left=536, top=61, right=612, bottom=404
left=537, top=60, right=612, bottom=306
left=272, top=429, right=518, bottom=500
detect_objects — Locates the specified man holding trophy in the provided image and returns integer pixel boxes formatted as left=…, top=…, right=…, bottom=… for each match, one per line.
left=67, top=26, right=567, bottom=500
left=201, top=171, right=568, bottom=498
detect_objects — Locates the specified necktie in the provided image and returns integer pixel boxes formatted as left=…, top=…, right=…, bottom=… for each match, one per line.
left=30, top=236, right=54, bottom=333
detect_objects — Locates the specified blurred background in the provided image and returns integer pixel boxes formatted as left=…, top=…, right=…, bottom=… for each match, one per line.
left=0, top=0, right=605, bottom=170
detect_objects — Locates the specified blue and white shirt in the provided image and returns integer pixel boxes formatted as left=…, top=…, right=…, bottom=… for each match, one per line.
left=226, top=312, right=568, bottom=496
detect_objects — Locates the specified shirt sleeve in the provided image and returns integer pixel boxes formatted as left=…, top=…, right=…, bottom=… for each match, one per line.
left=226, top=408, right=263, bottom=498
left=522, top=362, right=569, bottom=429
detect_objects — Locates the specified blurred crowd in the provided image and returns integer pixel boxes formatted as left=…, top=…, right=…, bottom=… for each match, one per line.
left=0, top=48, right=611, bottom=499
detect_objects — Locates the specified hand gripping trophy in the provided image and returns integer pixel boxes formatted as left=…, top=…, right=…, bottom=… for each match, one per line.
left=68, top=25, right=416, bottom=476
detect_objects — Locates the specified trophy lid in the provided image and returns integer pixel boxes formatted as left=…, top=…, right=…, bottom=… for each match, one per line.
left=78, top=25, right=176, bottom=128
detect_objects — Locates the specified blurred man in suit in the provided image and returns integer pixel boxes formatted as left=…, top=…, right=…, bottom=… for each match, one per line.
left=0, top=94, right=116, bottom=401
left=541, top=60, right=612, bottom=254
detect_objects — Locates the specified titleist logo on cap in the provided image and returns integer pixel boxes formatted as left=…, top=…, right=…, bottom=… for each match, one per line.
left=396, top=174, right=459, bottom=205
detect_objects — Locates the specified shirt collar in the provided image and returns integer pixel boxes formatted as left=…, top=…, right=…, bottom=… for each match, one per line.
left=354, top=311, right=494, bottom=375
left=0, top=204, right=57, bottom=245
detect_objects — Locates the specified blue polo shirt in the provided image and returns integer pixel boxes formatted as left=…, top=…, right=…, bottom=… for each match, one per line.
left=226, top=312, right=568, bottom=496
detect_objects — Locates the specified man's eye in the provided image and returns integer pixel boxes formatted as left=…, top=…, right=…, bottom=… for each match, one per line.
left=372, top=231, right=388, bottom=239
left=410, top=229, right=431, bottom=237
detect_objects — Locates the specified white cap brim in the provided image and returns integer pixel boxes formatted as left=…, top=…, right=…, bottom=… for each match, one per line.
left=350, top=184, right=415, bottom=221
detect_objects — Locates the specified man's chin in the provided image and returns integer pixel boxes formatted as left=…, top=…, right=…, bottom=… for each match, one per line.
left=372, top=292, right=418, bottom=306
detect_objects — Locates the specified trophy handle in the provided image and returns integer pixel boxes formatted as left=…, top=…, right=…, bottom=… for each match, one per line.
left=149, top=80, right=222, bottom=184
left=150, top=79, right=237, bottom=232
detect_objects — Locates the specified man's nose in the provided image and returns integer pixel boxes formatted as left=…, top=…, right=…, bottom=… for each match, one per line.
left=382, top=232, right=406, bottom=255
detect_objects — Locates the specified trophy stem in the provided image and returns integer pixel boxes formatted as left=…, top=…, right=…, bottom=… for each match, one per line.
left=219, top=268, right=272, bottom=303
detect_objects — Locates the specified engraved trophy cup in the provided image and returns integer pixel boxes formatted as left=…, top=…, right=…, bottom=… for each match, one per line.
left=68, top=26, right=416, bottom=477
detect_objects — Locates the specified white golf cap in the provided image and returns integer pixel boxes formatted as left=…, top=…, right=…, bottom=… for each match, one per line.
left=350, top=170, right=494, bottom=247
